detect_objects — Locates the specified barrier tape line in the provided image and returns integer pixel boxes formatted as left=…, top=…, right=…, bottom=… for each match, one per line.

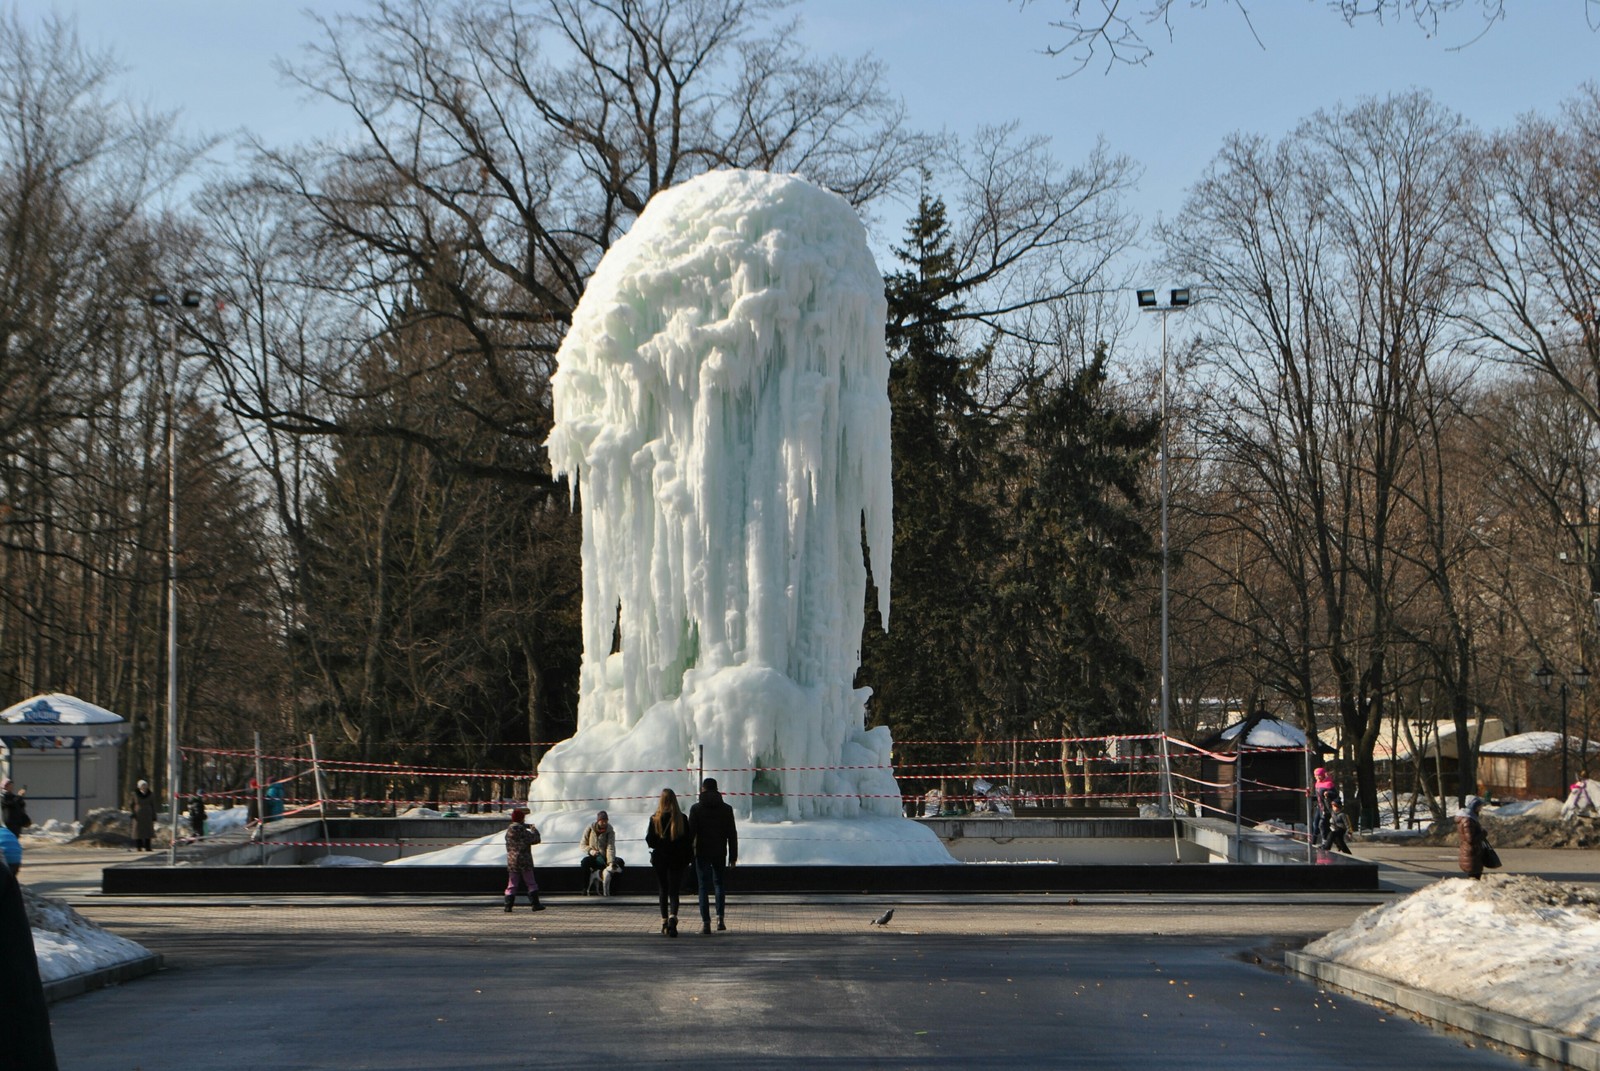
left=890, top=733, right=1163, bottom=746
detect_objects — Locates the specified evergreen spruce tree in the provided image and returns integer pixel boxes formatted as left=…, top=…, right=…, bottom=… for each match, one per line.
left=985, top=346, right=1159, bottom=796
left=861, top=193, right=999, bottom=803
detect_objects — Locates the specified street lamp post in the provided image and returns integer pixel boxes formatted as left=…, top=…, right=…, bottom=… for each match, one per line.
left=1533, top=663, right=1590, bottom=797
left=1137, top=287, right=1191, bottom=817
left=152, top=288, right=201, bottom=864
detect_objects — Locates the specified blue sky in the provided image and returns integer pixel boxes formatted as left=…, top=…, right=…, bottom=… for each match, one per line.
left=20, top=1, right=1600, bottom=317
left=31, top=3, right=1597, bottom=205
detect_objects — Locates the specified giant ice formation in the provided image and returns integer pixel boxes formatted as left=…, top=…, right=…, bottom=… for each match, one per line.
left=533, top=168, right=951, bottom=864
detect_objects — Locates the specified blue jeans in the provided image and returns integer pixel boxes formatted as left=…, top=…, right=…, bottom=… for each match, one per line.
left=694, top=857, right=726, bottom=922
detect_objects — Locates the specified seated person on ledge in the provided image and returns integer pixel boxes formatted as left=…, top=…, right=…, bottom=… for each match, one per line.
left=580, top=810, right=622, bottom=894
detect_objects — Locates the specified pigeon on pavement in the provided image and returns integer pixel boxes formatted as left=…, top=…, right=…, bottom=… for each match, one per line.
left=870, top=908, right=894, bottom=927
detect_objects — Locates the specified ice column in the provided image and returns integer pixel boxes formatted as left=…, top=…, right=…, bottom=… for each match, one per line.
left=540, top=169, right=902, bottom=823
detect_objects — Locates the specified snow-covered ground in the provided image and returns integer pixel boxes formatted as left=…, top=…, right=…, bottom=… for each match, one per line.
left=14, top=805, right=255, bottom=985
left=388, top=808, right=958, bottom=869
left=24, top=803, right=253, bottom=845
left=1305, top=874, right=1600, bottom=1043
left=22, top=889, right=151, bottom=986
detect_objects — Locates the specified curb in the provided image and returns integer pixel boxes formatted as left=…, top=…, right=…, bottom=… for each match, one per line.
left=1285, top=950, right=1600, bottom=1071
left=42, top=952, right=164, bottom=1004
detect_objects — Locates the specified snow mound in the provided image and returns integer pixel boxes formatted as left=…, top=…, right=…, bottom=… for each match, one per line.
left=25, top=817, right=89, bottom=845
left=22, top=885, right=154, bottom=984
left=1305, top=875, right=1600, bottom=1042
left=1492, top=798, right=1563, bottom=820
left=1418, top=812, right=1600, bottom=849
left=389, top=809, right=958, bottom=868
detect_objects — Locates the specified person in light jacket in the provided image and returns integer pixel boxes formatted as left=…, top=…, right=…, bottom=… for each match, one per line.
left=0, top=825, right=20, bottom=874
left=580, top=810, right=620, bottom=895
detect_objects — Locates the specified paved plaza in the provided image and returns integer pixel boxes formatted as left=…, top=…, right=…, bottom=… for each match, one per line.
left=20, top=839, right=1597, bottom=1069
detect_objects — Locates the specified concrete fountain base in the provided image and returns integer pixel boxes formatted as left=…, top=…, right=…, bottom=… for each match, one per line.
left=98, top=816, right=1377, bottom=895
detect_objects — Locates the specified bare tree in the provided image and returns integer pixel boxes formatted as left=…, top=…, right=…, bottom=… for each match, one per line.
left=1023, top=1, right=1592, bottom=77
left=1472, top=367, right=1600, bottom=744
left=194, top=0, right=933, bottom=486
left=1164, top=92, right=1469, bottom=825
left=0, top=12, right=240, bottom=801
left=1456, top=86, right=1600, bottom=458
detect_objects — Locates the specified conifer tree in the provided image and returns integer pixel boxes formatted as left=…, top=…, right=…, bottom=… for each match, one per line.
left=862, top=193, right=1000, bottom=796
left=988, top=348, right=1159, bottom=742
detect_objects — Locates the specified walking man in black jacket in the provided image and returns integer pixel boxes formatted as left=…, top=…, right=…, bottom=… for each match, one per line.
left=688, top=778, right=738, bottom=934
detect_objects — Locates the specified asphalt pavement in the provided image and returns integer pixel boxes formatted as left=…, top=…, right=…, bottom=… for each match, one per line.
left=21, top=838, right=1594, bottom=1069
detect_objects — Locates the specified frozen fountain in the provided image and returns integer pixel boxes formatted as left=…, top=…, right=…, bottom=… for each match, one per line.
left=96, top=176, right=1381, bottom=892
left=533, top=168, right=952, bottom=865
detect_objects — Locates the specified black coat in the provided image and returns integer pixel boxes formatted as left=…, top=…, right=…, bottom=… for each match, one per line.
left=131, top=789, right=157, bottom=840
left=1, top=789, right=29, bottom=836
left=689, top=790, right=738, bottom=865
left=646, top=814, right=693, bottom=869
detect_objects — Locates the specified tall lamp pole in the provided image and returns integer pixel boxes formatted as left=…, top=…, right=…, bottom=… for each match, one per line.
left=1533, top=662, right=1589, bottom=798
left=152, top=288, right=201, bottom=864
left=1137, top=287, right=1191, bottom=816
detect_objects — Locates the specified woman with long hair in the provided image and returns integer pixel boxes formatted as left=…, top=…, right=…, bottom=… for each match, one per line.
left=646, top=787, right=694, bottom=936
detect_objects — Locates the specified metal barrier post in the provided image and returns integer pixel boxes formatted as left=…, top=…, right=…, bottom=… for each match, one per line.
left=254, top=732, right=267, bottom=867
left=1233, top=744, right=1244, bottom=858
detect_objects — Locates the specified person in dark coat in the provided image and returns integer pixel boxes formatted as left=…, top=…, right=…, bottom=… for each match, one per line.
left=503, top=808, right=545, bottom=912
left=1321, top=800, right=1352, bottom=854
left=130, top=779, right=157, bottom=851
left=646, top=789, right=693, bottom=936
left=187, top=792, right=207, bottom=840
left=1456, top=797, right=1488, bottom=879
left=0, top=850, right=58, bottom=1069
left=688, top=777, right=738, bottom=934
left=1, top=777, right=31, bottom=838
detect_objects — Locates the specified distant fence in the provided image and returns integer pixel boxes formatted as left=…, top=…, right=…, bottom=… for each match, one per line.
left=175, top=732, right=1323, bottom=851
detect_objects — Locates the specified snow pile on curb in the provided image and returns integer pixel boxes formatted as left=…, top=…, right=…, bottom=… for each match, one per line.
left=22, top=886, right=154, bottom=984
left=1413, top=810, right=1600, bottom=849
left=1304, top=875, right=1600, bottom=1042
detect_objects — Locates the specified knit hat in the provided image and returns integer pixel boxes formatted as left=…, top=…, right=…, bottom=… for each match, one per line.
left=510, top=807, right=528, bottom=822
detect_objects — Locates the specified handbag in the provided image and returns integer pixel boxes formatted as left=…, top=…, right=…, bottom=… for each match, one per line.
left=1481, top=844, right=1502, bottom=869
